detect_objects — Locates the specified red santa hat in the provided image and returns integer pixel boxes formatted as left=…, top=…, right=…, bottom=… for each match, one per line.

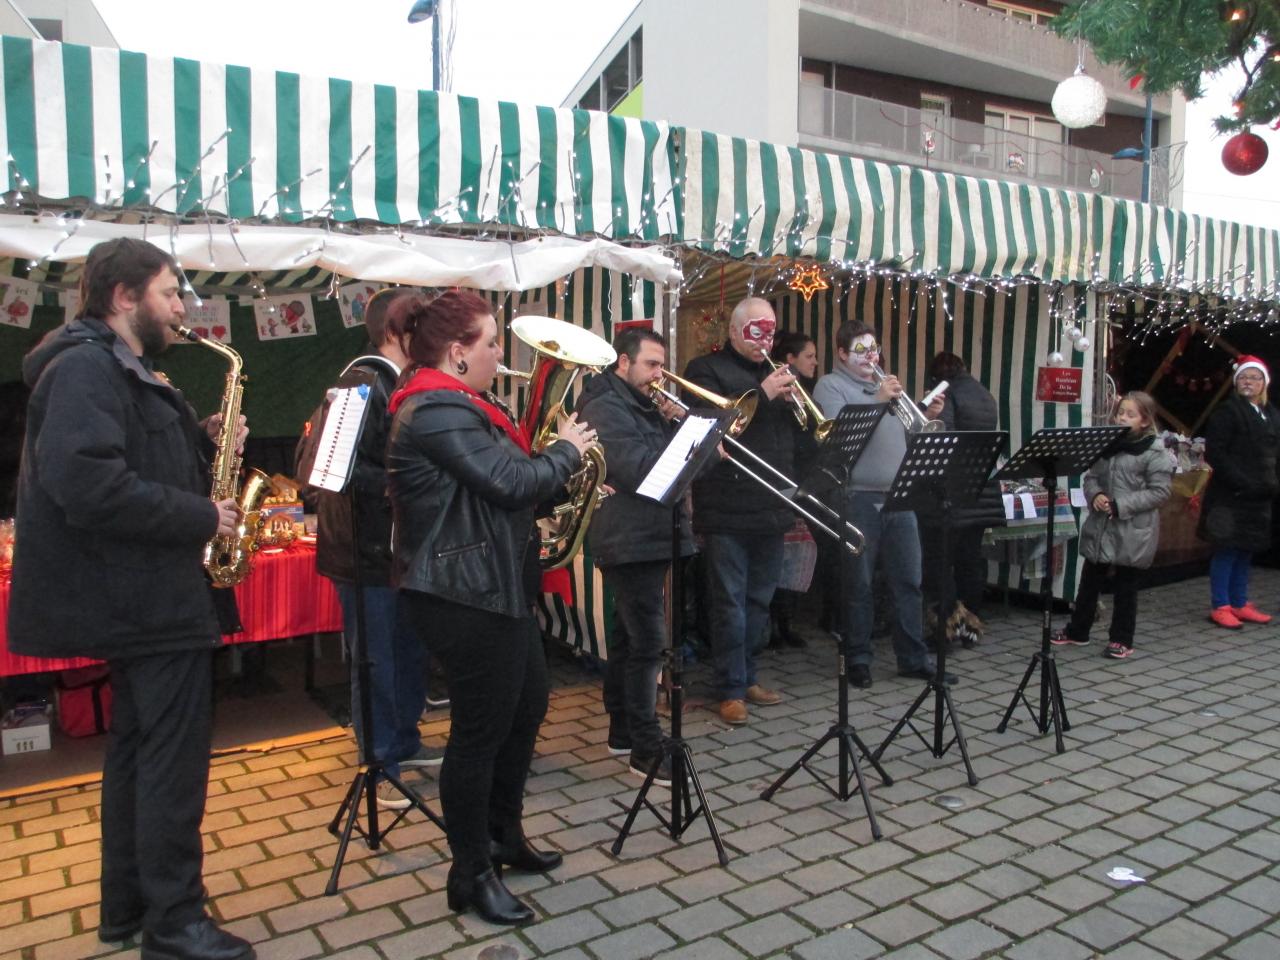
left=1234, top=355, right=1270, bottom=386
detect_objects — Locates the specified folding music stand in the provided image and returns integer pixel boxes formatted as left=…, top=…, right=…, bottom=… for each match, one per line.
left=994, top=425, right=1127, bottom=755
left=871, top=430, right=1007, bottom=786
left=612, top=409, right=736, bottom=866
left=302, top=368, right=446, bottom=896
left=761, top=403, right=892, bottom=840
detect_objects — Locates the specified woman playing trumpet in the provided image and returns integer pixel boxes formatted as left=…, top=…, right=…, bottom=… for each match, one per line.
left=386, top=291, right=596, bottom=925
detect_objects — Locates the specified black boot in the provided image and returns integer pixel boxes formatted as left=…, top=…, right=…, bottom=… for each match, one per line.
left=446, top=863, right=534, bottom=925
left=490, top=822, right=564, bottom=873
left=139, top=916, right=254, bottom=960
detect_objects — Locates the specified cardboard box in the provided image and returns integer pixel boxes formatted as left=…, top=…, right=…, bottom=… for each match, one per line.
left=2, top=705, right=52, bottom=755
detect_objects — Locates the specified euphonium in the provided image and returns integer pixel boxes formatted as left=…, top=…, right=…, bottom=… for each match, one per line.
left=174, top=324, right=271, bottom=587
left=504, top=316, right=616, bottom=570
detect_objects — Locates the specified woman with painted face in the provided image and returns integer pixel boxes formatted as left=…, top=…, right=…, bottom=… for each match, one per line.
left=1198, top=355, right=1280, bottom=629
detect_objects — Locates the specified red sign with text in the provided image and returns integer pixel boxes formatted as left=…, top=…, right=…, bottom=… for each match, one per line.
left=1036, top=366, right=1084, bottom=403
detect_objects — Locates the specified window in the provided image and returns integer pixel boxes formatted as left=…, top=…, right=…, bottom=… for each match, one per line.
left=30, top=18, right=63, bottom=41
left=984, top=107, right=1066, bottom=180
left=575, top=29, right=643, bottom=113
left=988, top=2, right=1056, bottom=25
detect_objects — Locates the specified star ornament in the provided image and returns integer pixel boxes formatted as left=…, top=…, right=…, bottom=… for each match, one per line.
left=788, top=264, right=829, bottom=302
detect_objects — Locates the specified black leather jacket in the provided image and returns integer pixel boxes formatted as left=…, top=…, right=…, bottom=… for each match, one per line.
left=387, top=389, right=580, bottom=619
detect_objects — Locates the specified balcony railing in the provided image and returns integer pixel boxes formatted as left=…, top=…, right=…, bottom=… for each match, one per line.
left=799, top=84, right=1163, bottom=203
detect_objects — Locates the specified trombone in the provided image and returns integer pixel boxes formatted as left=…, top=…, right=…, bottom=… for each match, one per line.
left=651, top=370, right=864, bottom=555
left=763, top=355, right=835, bottom=442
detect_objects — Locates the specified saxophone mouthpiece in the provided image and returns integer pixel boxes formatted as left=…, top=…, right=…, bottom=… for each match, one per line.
left=171, top=323, right=200, bottom=342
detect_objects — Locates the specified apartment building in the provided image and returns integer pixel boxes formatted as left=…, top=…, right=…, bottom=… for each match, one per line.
left=563, top=0, right=1184, bottom=205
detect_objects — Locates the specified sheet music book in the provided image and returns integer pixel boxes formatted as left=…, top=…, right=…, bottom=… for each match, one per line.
left=307, top=380, right=373, bottom=493
left=636, top=414, right=722, bottom=503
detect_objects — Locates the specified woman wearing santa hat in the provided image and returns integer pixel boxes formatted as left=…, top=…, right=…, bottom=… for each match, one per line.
left=1199, top=355, right=1280, bottom=629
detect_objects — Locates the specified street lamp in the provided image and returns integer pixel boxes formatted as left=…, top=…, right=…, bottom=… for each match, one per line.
left=407, top=0, right=441, bottom=92
left=1111, top=94, right=1155, bottom=202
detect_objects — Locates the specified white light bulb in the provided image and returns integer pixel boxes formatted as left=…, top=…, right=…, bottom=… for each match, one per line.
left=1075, top=336, right=1091, bottom=352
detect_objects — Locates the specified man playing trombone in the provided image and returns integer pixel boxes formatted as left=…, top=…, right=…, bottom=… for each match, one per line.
left=577, top=327, right=687, bottom=783
left=683, top=298, right=795, bottom=725
left=813, top=323, right=949, bottom=690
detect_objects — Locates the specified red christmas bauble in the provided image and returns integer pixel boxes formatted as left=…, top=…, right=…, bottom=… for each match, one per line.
left=1221, top=131, right=1269, bottom=176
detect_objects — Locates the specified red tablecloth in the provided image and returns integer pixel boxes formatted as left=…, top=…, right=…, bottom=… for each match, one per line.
left=0, top=542, right=342, bottom=677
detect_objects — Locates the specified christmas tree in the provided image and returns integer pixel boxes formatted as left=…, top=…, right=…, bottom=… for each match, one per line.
left=1052, top=0, right=1279, bottom=130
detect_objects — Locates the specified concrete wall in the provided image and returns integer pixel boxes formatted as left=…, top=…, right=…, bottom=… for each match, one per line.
left=13, top=0, right=117, bottom=47
left=641, top=0, right=799, bottom=145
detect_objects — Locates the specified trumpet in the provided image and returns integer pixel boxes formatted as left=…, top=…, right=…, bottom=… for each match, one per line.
left=870, top=362, right=944, bottom=434
left=763, top=356, right=835, bottom=442
left=650, top=371, right=864, bottom=555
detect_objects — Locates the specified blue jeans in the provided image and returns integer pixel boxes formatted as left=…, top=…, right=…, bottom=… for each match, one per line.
left=841, top=493, right=932, bottom=673
left=335, top=583, right=426, bottom=777
left=1210, top=547, right=1252, bottom=608
left=703, top=531, right=784, bottom=701
left=602, top=561, right=669, bottom=756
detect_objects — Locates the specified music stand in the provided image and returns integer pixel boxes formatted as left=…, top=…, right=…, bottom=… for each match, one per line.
left=301, top=368, right=446, bottom=896
left=871, top=430, right=1007, bottom=786
left=994, top=425, right=1127, bottom=755
left=761, top=403, right=892, bottom=840
left=612, top=410, right=736, bottom=866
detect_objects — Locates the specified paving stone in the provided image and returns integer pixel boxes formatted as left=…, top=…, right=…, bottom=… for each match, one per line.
left=911, top=882, right=995, bottom=921
left=659, top=899, right=747, bottom=941
left=858, top=902, right=942, bottom=947
left=1223, top=929, right=1280, bottom=960
left=594, top=886, right=680, bottom=927
left=587, top=922, right=676, bottom=960
left=1185, top=896, right=1271, bottom=938
left=1058, top=904, right=1144, bottom=950
left=792, top=927, right=886, bottom=960
left=920, top=918, right=1010, bottom=960
left=723, top=878, right=805, bottom=916
left=523, top=909, right=611, bottom=955
left=528, top=877, right=612, bottom=915
left=1139, top=915, right=1230, bottom=959
left=1151, top=864, right=1234, bottom=902
left=723, top=913, right=813, bottom=956
left=653, top=936, right=748, bottom=960
left=982, top=895, right=1066, bottom=937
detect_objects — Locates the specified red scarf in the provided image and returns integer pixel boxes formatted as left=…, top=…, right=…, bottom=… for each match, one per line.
left=389, top=367, right=530, bottom=453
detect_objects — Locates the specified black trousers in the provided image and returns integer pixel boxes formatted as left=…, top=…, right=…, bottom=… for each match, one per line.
left=1068, top=559, right=1139, bottom=648
left=920, top=523, right=988, bottom=620
left=404, top=592, right=548, bottom=874
left=102, top=648, right=213, bottom=934
left=601, top=561, right=669, bottom=757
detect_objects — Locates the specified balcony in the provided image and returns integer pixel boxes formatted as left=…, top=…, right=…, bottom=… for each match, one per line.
left=798, top=84, right=1163, bottom=202
left=799, top=0, right=1167, bottom=118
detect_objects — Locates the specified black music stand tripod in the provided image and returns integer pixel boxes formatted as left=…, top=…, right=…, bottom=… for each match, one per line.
left=613, top=411, right=735, bottom=866
left=995, top=425, right=1127, bottom=755
left=300, top=368, right=446, bottom=896
left=871, top=430, right=1006, bottom=787
left=761, top=403, right=892, bottom=839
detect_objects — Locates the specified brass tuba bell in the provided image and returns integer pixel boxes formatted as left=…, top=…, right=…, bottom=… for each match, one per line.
left=503, top=316, right=617, bottom=570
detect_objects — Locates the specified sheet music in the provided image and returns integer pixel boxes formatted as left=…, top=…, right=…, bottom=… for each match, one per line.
left=636, top=414, right=718, bottom=502
left=308, top=383, right=371, bottom=492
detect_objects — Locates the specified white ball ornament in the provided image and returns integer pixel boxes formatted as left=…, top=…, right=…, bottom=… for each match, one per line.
left=1047, top=350, right=1065, bottom=367
left=1067, top=325, right=1083, bottom=341
left=1052, top=67, right=1108, bottom=129
left=1075, top=335, right=1091, bottom=352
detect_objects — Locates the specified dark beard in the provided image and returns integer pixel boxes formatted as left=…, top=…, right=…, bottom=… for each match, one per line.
left=131, top=301, right=171, bottom=357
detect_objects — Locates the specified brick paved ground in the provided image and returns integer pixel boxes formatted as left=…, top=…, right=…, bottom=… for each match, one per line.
left=3, top=570, right=1280, bottom=960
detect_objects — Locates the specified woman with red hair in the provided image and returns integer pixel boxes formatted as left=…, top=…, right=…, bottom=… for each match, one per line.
left=386, top=291, right=595, bottom=924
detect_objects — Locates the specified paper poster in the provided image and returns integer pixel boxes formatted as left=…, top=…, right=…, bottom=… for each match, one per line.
left=338, top=280, right=386, bottom=329
left=253, top=295, right=316, bottom=340
left=0, top=277, right=38, bottom=328
left=63, top=288, right=81, bottom=324
left=179, top=299, right=232, bottom=344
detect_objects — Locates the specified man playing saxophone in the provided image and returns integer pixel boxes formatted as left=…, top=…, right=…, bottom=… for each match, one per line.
left=812, top=322, right=948, bottom=691
left=8, top=238, right=256, bottom=960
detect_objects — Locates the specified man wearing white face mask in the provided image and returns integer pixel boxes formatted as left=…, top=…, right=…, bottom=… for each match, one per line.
left=813, top=322, right=949, bottom=690
left=683, top=298, right=796, bottom=725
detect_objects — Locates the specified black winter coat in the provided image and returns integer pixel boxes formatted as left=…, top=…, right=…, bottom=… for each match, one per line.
left=8, top=318, right=222, bottom=660
left=936, top=372, right=1007, bottom=530
left=576, top=371, right=693, bottom=567
left=682, top=345, right=794, bottom=535
left=1199, top=394, right=1280, bottom=552
left=313, top=354, right=400, bottom=585
left=387, top=389, right=580, bottom=619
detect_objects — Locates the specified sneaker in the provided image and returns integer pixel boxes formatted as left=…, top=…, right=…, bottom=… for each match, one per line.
left=424, top=688, right=451, bottom=710
left=376, top=779, right=412, bottom=810
left=1105, top=642, right=1134, bottom=659
left=1210, top=606, right=1243, bottom=629
left=718, top=699, right=748, bottom=725
left=401, top=744, right=446, bottom=769
left=1050, top=628, right=1088, bottom=646
left=1231, top=603, right=1273, bottom=624
left=847, top=664, right=873, bottom=689
left=628, top=750, right=673, bottom=787
left=744, top=684, right=782, bottom=706
left=606, top=716, right=632, bottom=757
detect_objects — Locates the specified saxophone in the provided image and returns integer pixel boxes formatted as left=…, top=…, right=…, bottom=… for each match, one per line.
left=174, top=324, right=272, bottom=587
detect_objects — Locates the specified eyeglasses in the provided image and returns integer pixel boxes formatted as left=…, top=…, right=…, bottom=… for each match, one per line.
left=850, top=341, right=880, bottom=356
left=1237, top=373, right=1266, bottom=382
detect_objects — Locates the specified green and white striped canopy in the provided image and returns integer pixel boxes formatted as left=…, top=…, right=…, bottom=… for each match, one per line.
left=680, top=130, right=1280, bottom=298
left=0, top=35, right=678, bottom=241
